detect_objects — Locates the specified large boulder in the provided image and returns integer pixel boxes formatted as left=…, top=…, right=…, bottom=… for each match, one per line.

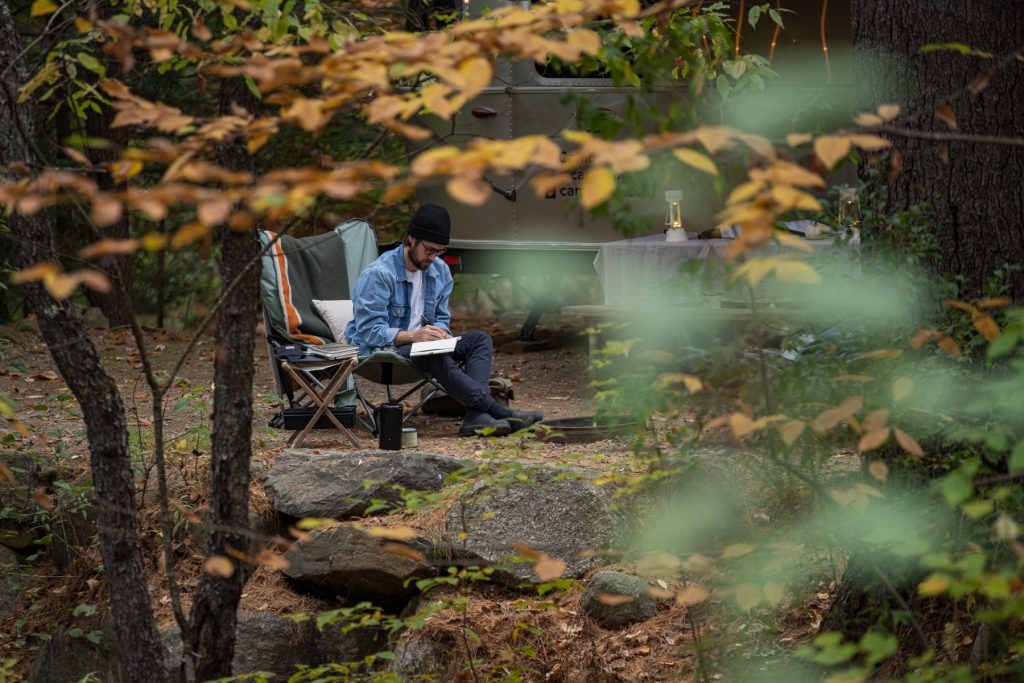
left=160, top=611, right=385, bottom=680
left=0, top=452, right=44, bottom=550
left=283, top=525, right=435, bottom=610
left=580, top=571, right=657, bottom=629
left=262, top=450, right=469, bottom=520
left=388, top=630, right=461, bottom=680
left=445, top=466, right=624, bottom=585
left=31, top=611, right=385, bottom=682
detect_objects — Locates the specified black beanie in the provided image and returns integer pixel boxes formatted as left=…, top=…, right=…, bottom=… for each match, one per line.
left=407, top=204, right=451, bottom=245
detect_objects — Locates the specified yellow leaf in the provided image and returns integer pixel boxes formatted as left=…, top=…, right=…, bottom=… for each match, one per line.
left=863, top=409, right=889, bottom=431
left=11, top=261, right=60, bottom=285
left=556, top=0, right=585, bottom=12
left=726, top=180, right=763, bottom=206
left=294, top=517, right=338, bottom=531
left=993, top=513, right=1020, bottom=541
left=814, top=135, right=852, bottom=170
left=978, top=297, right=1012, bottom=309
left=854, top=112, right=883, bottom=126
left=381, top=542, right=427, bottom=563
left=734, top=256, right=777, bottom=287
left=812, top=396, right=863, bottom=433
left=204, top=555, right=235, bottom=578
left=675, top=584, right=709, bottom=606
left=786, top=133, right=812, bottom=147
left=567, top=28, right=601, bottom=55
left=877, top=104, right=901, bottom=121
left=534, top=555, right=566, bottom=582
left=635, top=552, right=682, bottom=576
left=868, top=460, right=889, bottom=482
left=31, top=0, right=58, bottom=16
left=170, top=222, right=212, bottom=248
left=283, top=98, right=329, bottom=133
left=856, top=423, right=888, bottom=450
left=596, top=592, right=635, bottom=606
left=141, top=232, right=168, bottom=251
left=695, top=125, right=734, bottom=153
left=91, top=197, right=123, bottom=228
left=75, top=17, right=94, bottom=32
left=656, top=372, right=702, bottom=393
left=762, top=581, right=784, bottom=605
left=672, top=148, right=718, bottom=176
left=774, top=231, right=814, bottom=253
left=892, top=377, right=914, bottom=401
left=937, top=335, right=961, bottom=358
left=917, top=575, right=950, bottom=597
left=447, top=175, right=491, bottom=206
left=722, top=543, right=754, bottom=560
left=75, top=270, right=111, bottom=294
left=580, top=166, right=615, bottom=208
left=735, top=583, right=761, bottom=611
left=847, top=134, right=891, bottom=151
left=778, top=419, right=805, bottom=446
left=729, top=413, right=755, bottom=439
left=770, top=185, right=822, bottom=212
left=759, top=161, right=826, bottom=188
left=935, top=102, right=958, bottom=130
left=365, top=526, right=418, bottom=541
left=972, top=313, right=1001, bottom=342
left=894, top=428, right=924, bottom=457
left=774, top=261, right=822, bottom=285
left=457, top=56, right=493, bottom=96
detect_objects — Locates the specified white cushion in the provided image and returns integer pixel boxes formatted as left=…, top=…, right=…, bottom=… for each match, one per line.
left=312, top=299, right=354, bottom=343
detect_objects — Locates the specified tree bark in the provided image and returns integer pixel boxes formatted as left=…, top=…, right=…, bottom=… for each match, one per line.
left=852, top=1, right=1024, bottom=299
left=185, top=76, right=261, bottom=683
left=0, top=4, right=165, bottom=680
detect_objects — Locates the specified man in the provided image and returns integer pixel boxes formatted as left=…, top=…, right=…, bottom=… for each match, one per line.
left=345, top=204, right=544, bottom=437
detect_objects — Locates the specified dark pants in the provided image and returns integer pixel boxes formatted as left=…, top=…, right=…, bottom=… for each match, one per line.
left=397, top=329, right=493, bottom=411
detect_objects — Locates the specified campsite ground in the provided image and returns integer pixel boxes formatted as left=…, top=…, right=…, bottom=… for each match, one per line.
left=0, top=307, right=836, bottom=681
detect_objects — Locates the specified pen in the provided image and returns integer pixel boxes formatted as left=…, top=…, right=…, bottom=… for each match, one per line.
left=421, top=315, right=450, bottom=338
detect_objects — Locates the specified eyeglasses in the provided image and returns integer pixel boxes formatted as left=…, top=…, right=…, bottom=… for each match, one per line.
left=420, top=243, right=447, bottom=258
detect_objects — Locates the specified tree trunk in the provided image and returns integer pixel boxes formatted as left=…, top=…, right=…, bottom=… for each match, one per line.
left=852, top=1, right=1024, bottom=299
left=185, top=77, right=261, bottom=683
left=0, top=5, right=165, bottom=680
left=83, top=85, right=135, bottom=329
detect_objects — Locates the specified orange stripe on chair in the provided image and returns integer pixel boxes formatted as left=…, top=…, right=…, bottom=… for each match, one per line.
left=270, top=233, right=323, bottom=345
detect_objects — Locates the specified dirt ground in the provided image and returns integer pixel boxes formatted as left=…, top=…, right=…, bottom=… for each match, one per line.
left=0, top=309, right=835, bottom=681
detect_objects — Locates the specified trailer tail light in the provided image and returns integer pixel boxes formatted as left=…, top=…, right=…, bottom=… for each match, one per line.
left=443, top=253, right=462, bottom=269
left=471, top=107, right=497, bottom=118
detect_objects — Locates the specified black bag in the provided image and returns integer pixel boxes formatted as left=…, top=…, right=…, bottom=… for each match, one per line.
left=420, top=377, right=515, bottom=416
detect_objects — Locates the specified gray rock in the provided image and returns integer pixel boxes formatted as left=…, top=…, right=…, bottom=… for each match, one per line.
left=161, top=610, right=384, bottom=680
left=262, top=450, right=468, bottom=520
left=283, top=525, right=434, bottom=609
left=389, top=631, right=460, bottom=680
left=28, top=627, right=120, bottom=683
left=445, top=466, right=623, bottom=585
left=580, top=571, right=657, bottom=629
left=0, top=545, right=25, bottom=619
left=1, top=452, right=41, bottom=550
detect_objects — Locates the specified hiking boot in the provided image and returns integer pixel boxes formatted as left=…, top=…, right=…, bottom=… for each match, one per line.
left=507, top=410, right=544, bottom=431
left=458, top=413, right=512, bottom=437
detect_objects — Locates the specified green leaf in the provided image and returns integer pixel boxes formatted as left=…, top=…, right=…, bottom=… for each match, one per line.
left=940, top=472, right=973, bottom=506
left=747, top=4, right=762, bottom=29
left=76, top=52, right=106, bottom=77
left=68, top=627, right=84, bottom=638
left=859, top=631, right=898, bottom=667
left=987, top=331, right=1018, bottom=358
left=768, top=8, right=785, bottom=29
left=1009, top=440, right=1024, bottom=473
left=961, top=499, right=993, bottom=519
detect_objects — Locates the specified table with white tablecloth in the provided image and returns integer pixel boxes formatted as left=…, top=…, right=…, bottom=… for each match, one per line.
left=593, top=231, right=845, bottom=307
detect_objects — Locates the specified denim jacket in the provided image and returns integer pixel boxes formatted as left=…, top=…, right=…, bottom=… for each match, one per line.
left=345, top=244, right=453, bottom=353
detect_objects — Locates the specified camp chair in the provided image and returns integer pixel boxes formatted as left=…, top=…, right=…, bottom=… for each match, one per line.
left=258, top=219, right=444, bottom=445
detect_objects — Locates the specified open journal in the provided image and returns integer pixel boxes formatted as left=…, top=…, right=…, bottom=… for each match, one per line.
left=410, top=336, right=461, bottom=357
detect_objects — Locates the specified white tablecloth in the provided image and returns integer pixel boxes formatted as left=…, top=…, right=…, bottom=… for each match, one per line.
left=593, top=232, right=845, bottom=307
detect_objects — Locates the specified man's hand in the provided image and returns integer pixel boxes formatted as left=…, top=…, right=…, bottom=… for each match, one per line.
left=396, top=325, right=450, bottom=345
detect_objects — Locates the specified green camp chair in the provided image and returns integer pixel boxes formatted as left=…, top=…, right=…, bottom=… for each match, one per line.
left=258, top=220, right=445, bottom=442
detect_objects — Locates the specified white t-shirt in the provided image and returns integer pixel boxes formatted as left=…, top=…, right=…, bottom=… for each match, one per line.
left=407, top=269, right=425, bottom=331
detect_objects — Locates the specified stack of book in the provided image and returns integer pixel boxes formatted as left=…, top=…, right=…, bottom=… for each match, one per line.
left=304, top=341, right=359, bottom=360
